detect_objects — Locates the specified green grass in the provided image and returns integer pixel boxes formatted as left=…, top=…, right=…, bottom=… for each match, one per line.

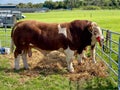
left=0, top=10, right=120, bottom=89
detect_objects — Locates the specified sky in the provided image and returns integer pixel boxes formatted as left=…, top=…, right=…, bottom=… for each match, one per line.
left=0, top=0, right=63, bottom=4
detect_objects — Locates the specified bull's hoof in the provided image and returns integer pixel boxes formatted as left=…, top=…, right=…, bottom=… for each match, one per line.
left=69, top=68, right=74, bottom=73
left=82, top=56, right=87, bottom=60
left=14, top=67, right=20, bottom=71
left=24, top=67, right=29, bottom=70
left=78, top=62, right=81, bottom=65
left=14, top=68, right=20, bottom=72
left=92, top=60, right=97, bottom=63
left=78, top=60, right=84, bottom=65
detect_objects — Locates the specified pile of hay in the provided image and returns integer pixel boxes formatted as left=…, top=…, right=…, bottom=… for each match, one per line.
left=6, top=50, right=108, bottom=81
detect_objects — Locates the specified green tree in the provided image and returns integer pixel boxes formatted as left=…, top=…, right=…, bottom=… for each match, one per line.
left=43, top=1, right=54, bottom=9
left=17, top=3, right=27, bottom=8
left=16, top=0, right=120, bottom=9
left=27, top=2, right=33, bottom=8
left=63, top=0, right=73, bottom=9
left=110, top=0, right=119, bottom=7
left=58, top=1, right=65, bottom=8
left=33, top=3, right=43, bottom=8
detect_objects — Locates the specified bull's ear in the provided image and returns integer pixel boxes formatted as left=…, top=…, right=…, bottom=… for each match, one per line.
left=88, top=22, right=97, bottom=32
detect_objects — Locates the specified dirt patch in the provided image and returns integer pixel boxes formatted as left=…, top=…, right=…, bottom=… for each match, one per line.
left=4, top=50, right=108, bottom=81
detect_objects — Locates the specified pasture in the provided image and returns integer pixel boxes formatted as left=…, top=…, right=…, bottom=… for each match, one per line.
left=23, top=10, right=120, bottom=32
left=0, top=10, right=120, bottom=90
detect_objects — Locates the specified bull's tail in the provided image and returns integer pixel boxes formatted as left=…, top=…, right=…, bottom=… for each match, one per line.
left=10, top=24, right=16, bottom=53
left=10, top=21, right=23, bottom=53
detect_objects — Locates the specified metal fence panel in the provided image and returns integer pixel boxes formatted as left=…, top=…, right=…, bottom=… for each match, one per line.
left=96, top=29, right=120, bottom=90
left=118, top=37, right=120, bottom=90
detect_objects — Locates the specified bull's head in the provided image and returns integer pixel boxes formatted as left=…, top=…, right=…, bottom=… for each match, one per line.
left=89, top=22, right=104, bottom=47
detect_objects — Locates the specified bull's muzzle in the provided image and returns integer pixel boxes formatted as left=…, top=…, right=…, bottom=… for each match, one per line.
left=96, top=36, right=104, bottom=47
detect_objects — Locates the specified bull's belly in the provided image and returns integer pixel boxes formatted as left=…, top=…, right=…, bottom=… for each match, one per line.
left=30, top=34, right=69, bottom=50
left=30, top=42, right=68, bottom=51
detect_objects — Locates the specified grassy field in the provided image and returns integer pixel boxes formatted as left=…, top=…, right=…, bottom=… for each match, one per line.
left=23, top=10, right=120, bottom=32
left=0, top=10, right=120, bottom=90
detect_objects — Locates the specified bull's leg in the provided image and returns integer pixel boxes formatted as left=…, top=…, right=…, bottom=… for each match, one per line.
left=14, top=49, right=21, bottom=70
left=22, top=50, right=29, bottom=69
left=82, top=47, right=87, bottom=59
left=66, top=57, right=75, bottom=72
left=82, top=50, right=87, bottom=59
left=77, top=51, right=83, bottom=64
left=64, top=47, right=75, bottom=72
left=28, top=47, right=32, bottom=57
left=91, top=45, right=96, bottom=63
left=14, top=54, right=20, bottom=70
left=77, top=46, right=87, bottom=64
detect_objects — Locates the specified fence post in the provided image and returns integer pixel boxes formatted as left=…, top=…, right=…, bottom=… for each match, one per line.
left=118, top=37, right=120, bottom=90
left=13, top=15, right=17, bottom=25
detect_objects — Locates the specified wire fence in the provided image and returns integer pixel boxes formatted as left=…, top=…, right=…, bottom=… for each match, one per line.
left=0, top=27, right=11, bottom=47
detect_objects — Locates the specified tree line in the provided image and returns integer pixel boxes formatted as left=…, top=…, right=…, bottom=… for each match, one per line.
left=17, top=0, right=120, bottom=9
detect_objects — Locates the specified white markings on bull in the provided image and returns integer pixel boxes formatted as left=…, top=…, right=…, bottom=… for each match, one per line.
left=14, top=54, right=20, bottom=70
left=58, top=24, right=67, bottom=38
left=91, top=35, right=97, bottom=46
left=64, top=47, right=75, bottom=72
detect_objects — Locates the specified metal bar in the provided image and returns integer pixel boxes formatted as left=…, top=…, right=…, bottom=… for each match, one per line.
left=96, top=53, right=109, bottom=67
left=112, top=49, right=118, bottom=55
left=110, top=31, right=120, bottom=35
left=102, top=44, right=118, bottom=55
left=111, top=40, right=119, bottom=45
left=118, top=37, right=120, bottom=90
left=109, top=31, right=112, bottom=76
left=109, top=57, right=118, bottom=66
left=97, top=48, right=118, bottom=66
left=96, top=53, right=118, bottom=76
left=97, top=47, right=109, bottom=58
left=110, top=66, right=118, bottom=76
left=102, top=29, right=120, bottom=35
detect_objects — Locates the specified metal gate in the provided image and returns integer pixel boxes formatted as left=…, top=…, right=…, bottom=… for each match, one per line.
left=96, top=29, right=120, bottom=90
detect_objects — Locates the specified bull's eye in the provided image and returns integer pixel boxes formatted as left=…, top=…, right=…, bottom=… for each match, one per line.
left=94, top=30, right=97, bottom=35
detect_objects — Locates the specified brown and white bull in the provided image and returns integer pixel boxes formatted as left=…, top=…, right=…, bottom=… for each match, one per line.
left=11, top=20, right=104, bottom=72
